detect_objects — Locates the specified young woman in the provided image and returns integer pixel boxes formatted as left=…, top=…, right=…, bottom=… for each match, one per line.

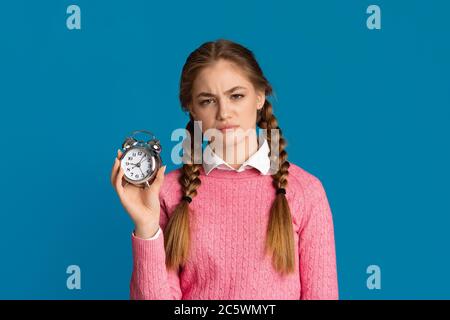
left=111, top=39, right=339, bottom=300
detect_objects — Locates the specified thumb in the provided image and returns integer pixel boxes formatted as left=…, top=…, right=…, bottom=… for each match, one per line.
left=149, top=165, right=166, bottom=191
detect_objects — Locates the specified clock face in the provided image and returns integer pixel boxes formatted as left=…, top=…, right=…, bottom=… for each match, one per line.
left=121, top=147, right=155, bottom=181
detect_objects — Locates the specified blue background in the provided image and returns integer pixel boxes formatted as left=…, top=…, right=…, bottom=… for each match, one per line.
left=0, top=0, right=449, bottom=299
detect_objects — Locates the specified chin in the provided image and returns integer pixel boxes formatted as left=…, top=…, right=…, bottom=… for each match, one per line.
left=224, top=134, right=246, bottom=146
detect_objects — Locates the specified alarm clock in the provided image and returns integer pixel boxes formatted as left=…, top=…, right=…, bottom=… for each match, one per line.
left=119, top=129, right=163, bottom=188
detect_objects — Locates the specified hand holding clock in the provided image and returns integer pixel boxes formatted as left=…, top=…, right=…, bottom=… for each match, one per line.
left=111, top=149, right=166, bottom=239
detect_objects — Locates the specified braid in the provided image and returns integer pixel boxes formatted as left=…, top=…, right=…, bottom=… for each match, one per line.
left=258, top=101, right=290, bottom=187
left=180, top=120, right=202, bottom=200
left=258, top=100, right=296, bottom=275
left=164, top=120, right=202, bottom=270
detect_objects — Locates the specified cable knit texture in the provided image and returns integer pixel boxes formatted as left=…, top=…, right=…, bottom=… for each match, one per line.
left=130, top=162, right=338, bottom=300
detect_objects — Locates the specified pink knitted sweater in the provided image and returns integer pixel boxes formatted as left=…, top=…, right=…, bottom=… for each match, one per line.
left=130, top=162, right=339, bottom=300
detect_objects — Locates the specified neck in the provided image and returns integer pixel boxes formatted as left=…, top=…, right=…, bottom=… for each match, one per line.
left=211, top=132, right=259, bottom=169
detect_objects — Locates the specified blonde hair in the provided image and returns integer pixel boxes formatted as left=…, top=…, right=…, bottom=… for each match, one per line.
left=164, top=39, right=295, bottom=275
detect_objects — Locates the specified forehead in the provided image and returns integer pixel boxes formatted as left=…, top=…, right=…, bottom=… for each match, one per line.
left=192, top=59, right=253, bottom=93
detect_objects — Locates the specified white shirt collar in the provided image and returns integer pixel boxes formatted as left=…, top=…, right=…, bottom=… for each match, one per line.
left=202, top=138, right=271, bottom=175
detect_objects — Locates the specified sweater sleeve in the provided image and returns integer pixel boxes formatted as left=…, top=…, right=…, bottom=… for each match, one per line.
left=298, top=178, right=339, bottom=300
left=129, top=196, right=182, bottom=300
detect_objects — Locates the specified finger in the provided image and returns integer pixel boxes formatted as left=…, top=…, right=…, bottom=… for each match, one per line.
left=115, top=166, right=126, bottom=195
left=117, top=149, right=123, bottom=160
left=111, top=157, right=120, bottom=187
left=111, top=149, right=123, bottom=186
left=149, top=165, right=166, bottom=192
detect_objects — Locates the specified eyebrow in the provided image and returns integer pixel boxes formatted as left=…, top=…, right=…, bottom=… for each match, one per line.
left=196, top=86, right=247, bottom=98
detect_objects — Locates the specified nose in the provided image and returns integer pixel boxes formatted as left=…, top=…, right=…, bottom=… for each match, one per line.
left=216, top=99, right=232, bottom=121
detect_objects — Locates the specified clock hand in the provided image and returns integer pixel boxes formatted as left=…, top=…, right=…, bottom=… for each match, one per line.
left=138, top=154, right=146, bottom=164
left=126, top=160, right=140, bottom=167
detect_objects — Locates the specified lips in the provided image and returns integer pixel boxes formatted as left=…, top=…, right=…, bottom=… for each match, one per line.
left=217, top=125, right=239, bottom=131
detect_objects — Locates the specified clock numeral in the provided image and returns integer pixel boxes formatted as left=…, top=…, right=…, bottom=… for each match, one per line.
left=128, top=156, right=133, bottom=160
left=132, top=153, right=136, bottom=157
left=127, top=168, right=130, bottom=171
left=138, top=151, right=142, bottom=156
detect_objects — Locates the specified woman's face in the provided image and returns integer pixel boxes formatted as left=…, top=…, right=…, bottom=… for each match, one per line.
left=189, top=59, right=265, bottom=150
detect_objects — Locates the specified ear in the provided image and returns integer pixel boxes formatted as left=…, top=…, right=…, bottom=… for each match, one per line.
left=256, top=90, right=265, bottom=110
